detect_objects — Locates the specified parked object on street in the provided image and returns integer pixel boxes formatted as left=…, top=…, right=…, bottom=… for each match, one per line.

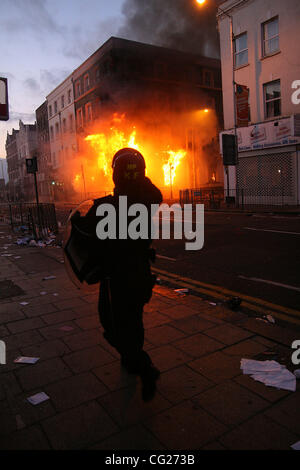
left=241, top=358, right=296, bottom=392
left=226, top=296, right=242, bottom=310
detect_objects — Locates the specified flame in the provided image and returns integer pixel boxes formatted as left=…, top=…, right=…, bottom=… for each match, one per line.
left=72, top=114, right=187, bottom=196
left=163, top=150, right=186, bottom=186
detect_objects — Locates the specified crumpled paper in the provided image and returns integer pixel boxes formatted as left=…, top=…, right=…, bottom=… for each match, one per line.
left=241, top=359, right=296, bottom=392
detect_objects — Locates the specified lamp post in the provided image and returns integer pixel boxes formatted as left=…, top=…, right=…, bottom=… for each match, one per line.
left=196, top=0, right=238, bottom=198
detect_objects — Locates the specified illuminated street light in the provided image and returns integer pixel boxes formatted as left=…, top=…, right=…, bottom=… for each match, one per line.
left=196, top=0, right=206, bottom=5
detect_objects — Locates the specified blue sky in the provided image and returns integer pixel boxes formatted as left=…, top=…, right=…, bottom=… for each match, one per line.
left=0, top=0, right=125, bottom=158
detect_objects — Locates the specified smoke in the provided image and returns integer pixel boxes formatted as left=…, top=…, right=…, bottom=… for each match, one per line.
left=118, top=0, right=221, bottom=58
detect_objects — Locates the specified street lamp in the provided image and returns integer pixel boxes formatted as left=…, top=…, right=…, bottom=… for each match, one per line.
left=196, top=0, right=238, bottom=198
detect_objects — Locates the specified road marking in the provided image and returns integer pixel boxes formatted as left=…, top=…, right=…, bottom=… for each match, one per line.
left=156, top=255, right=177, bottom=262
left=239, top=275, right=300, bottom=293
left=244, top=227, right=300, bottom=235
left=152, top=267, right=300, bottom=323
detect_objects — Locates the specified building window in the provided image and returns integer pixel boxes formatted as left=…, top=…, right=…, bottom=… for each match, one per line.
left=68, top=89, right=72, bottom=103
left=96, top=67, right=101, bottom=82
left=76, top=81, right=81, bottom=98
left=264, top=80, right=281, bottom=118
left=77, top=108, right=83, bottom=128
left=62, top=118, right=67, bottom=133
left=48, top=105, right=52, bottom=117
left=203, top=69, right=213, bottom=87
left=54, top=101, right=58, bottom=114
left=55, top=122, right=59, bottom=137
left=69, top=114, right=73, bottom=132
left=262, top=17, right=279, bottom=56
left=50, top=126, right=54, bottom=141
left=84, top=74, right=90, bottom=92
left=61, top=95, right=65, bottom=108
left=85, top=102, right=92, bottom=122
left=234, top=32, right=248, bottom=68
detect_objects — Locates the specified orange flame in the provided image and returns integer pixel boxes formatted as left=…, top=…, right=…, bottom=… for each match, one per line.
left=72, top=115, right=186, bottom=195
left=163, top=149, right=186, bottom=186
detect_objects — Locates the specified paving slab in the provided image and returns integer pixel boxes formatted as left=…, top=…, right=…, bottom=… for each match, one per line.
left=144, top=400, right=227, bottom=450
left=42, top=400, right=119, bottom=450
left=0, top=236, right=299, bottom=450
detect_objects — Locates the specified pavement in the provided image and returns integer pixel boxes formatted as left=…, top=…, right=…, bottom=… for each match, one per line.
left=0, top=222, right=300, bottom=451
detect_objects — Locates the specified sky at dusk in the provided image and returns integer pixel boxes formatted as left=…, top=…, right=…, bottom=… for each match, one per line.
left=0, top=0, right=125, bottom=158
left=0, top=0, right=220, bottom=161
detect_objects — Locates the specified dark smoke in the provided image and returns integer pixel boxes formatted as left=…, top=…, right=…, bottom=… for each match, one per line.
left=118, top=0, right=221, bottom=58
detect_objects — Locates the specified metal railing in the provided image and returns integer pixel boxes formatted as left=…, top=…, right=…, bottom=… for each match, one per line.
left=0, top=203, right=58, bottom=238
left=179, top=188, right=299, bottom=210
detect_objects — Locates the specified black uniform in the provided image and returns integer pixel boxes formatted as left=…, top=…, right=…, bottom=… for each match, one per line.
left=85, top=176, right=162, bottom=377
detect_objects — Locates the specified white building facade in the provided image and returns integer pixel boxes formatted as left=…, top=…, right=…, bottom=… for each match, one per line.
left=218, top=0, right=300, bottom=205
left=46, top=75, right=77, bottom=175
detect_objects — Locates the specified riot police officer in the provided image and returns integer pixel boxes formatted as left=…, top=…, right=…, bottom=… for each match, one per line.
left=87, top=148, right=162, bottom=401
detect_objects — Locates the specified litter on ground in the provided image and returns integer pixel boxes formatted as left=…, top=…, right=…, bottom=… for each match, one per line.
left=241, top=358, right=296, bottom=392
left=14, top=357, right=40, bottom=364
left=27, top=392, right=50, bottom=405
left=174, top=288, right=189, bottom=294
left=42, top=275, right=56, bottom=280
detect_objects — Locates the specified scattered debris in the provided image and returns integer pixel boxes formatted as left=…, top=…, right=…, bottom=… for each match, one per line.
left=174, top=288, right=189, bottom=295
left=27, top=392, right=50, bottom=405
left=241, top=358, right=296, bottom=392
left=291, top=441, right=300, bottom=450
left=42, top=275, right=56, bottom=281
left=226, top=297, right=242, bottom=310
left=266, top=314, right=276, bottom=324
left=40, top=291, right=47, bottom=295
left=19, top=301, right=29, bottom=306
left=14, top=256, right=21, bottom=259
left=14, top=356, right=39, bottom=364
left=59, top=326, right=74, bottom=332
left=209, top=302, right=217, bottom=306
left=53, top=293, right=59, bottom=296
left=1, top=254, right=13, bottom=257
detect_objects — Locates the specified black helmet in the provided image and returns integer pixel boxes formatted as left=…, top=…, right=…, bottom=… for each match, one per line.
left=112, top=148, right=146, bottom=187
left=112, top=147, right=145, bottom=170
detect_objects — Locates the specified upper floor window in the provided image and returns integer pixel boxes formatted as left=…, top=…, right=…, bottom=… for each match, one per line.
left=76, top=81, right=81, bottom=98
left=55, top=122, right=60, bottom=136
left=262, top=17, right=279, bottom=57
left=76, top=108, right=83, bottom=128
left=48, top=105, right=52, bottom=117
left=61, top=95, right=65, bottom=108
left=84, top=74, right=90, bottom=92
left=85, top=102, right=92, bottom=122
left=264, top=80, right=281, bottom=118
left=62, top=118, right=67, bottom=133
left=203, top=69, right=214, bottom=87
left=234, top=32, right=248, bottom=68
left=68, top=89, right=72, bottom=103
left=50, top=126, right=54, bottom=141
left=69, top=114, right=73, bottom=132
left=54, top=101, right=58, bottom=114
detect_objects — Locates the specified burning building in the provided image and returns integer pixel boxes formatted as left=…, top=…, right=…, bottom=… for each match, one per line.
left=38, top=36, right=223, bottom=201
left=68, top=37, right=223, bottom=200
